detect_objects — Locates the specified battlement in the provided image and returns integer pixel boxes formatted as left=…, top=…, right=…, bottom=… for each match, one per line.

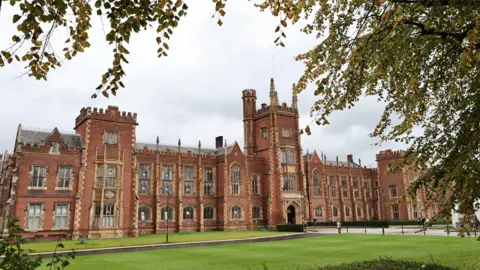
left=242, top=89, right=256, bottom=98
left=75, top=105, right=138, bottom=128
left=376, top=149, right=406, bottom=160
left=255, top=103, right=296, bottom=118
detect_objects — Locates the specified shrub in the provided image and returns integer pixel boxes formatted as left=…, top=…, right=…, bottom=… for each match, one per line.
left=276, top=224, right=304, bottom=232
left=387, top=220, right=448, bottom=226
left=308, top=221, right=389, bottom=228
left=317, top=258, right=454, bottom=270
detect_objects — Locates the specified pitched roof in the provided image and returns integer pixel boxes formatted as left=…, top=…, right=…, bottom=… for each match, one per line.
left=20, top=127, right=82, bottom=148
left=304, top=154, right=363, bottom=168
left=135, top=142, right=234, bottom=157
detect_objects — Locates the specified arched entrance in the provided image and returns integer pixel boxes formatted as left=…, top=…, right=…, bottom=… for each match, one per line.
left=287, top=205, right=296, bottom=224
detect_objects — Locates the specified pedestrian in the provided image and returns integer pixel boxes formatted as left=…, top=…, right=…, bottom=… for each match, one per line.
left=337, top=220, right=342, bottom=234
left=313, top=217, right=317, bottom=227
left=304, top=220, right=307, bottom=232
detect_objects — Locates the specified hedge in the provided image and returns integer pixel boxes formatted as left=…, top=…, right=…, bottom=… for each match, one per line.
left=276, top=224, right=304, bottom=232
left=387, top=219, right=448, bottom=226
left=317, top=258, right=454, bottom=270
left=308, top=221, right=389, bottom=228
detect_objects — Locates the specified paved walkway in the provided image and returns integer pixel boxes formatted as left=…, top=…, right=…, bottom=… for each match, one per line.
left=307, top=226, right=478, bottom=237
left=27, top=232, right=328, bottom=259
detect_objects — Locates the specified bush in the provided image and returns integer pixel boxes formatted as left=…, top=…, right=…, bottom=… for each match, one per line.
left=317, top=258, right=454, bottom=270
left=276, top=224, right=304, bottom=232
left=387, top=220, right=448, bottom=226
left=308, top=221, right=389, bottom=228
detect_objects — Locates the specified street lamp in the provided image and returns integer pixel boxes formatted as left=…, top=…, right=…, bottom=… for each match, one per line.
left=165, top=186, right=171, bottom=243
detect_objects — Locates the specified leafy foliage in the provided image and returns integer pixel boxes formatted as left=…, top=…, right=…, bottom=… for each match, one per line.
left=259, top=0, right=480, bottom=232
left=0, top=216, right=75, bottom=270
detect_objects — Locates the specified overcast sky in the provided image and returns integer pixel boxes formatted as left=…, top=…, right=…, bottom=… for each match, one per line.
left=0, top=0, right=407, bottom=167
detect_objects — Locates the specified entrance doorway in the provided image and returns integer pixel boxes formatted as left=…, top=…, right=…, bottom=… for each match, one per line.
left=287, top=205, right=296, bottom=224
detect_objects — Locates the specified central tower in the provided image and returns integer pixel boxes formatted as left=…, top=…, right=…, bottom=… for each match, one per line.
left=242, top=79, right=307, bottom=226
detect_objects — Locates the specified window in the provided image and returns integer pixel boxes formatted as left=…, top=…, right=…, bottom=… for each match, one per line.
left=260, top=127, right=267, bottom=139
left=103, top=203, right=115, bottom=227
left=369, top=207, right=374, bottom=218
left=30, top=165, right=46, bottom=187
left=230, top=164, right=241, bottom=195
left=413, top=204, right=418, bottom=219
left=315, top=206, right=323, bottom=217
left=203, top=167, right=214, bottom=195
left=27, top=203, right=42, bottom=230
left=97, top=164, right=117, bottom=188
left=313, top=171, right=321, bottom=196
left=105, top=165, right=117, bottom=187
left=333, top=206, right=339, bottom=217
left=281, top=149, right=295, bottom=164
left=184, top=166, right=194, bottom=195
left=161, top=207, right=173, bottom=220
left=392, top=204, right=400, bottom=220
left=345, top=206, right=351, bottom=217
left=161, top=165, right=174, bottom=194
left=93, top=203, right=101, bottom=227
left=341, top=176, right=348, bottom=198
left=329, top=176, right=336, bottom=197
left=232, top=206, right=241, bottom=219
left=183, top=207, right=194, bottom=220
left=252, top=206, right=261, bottom=219
left=51, top=142, right=59, bottom=154
left=251, top=175, right=259, bottom=195
left=389, top=185, right=397, bottom=198
left=57, top=166, right=72, bottom=188
left=139, top=164, right=151, bottom=194
left=104, top=131, right=118, bottom=144
left=54, top=203, right=69, bottom=229
left=282, top=127, right=290, bottom=138
left=364, top=180, right=371, bottom=199
left=432, top=204, right=437, bottom=216
left=282, top=173, right=296, bottom=191
left=139, top=206, right=150, bottom=221
left=357, top=206, right=362, bottom=217
left=204, top=207, right=214, bottom=220
left=353, top=178, right=360, bottom=198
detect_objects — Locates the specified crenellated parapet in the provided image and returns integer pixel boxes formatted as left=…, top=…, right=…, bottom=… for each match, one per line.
left=242, top=89, right=256, bottom=98
left=75, top=105, right=138, bottom=129
left=21, top=142, right=82, bottom=153
left=376, top=149, right=405, bottom=161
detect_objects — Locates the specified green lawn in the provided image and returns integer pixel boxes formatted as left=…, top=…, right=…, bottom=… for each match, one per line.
left=41, top=234, right=480, bottom=270
left=26, top=230, right=288, bottom=253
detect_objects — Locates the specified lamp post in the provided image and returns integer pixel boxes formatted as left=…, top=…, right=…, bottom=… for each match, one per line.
left=165, top=187, right=171, bottom=243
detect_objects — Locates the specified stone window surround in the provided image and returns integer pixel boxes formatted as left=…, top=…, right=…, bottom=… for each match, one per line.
left=52, top=202, right=70, bottom=230
left=231, top=205, right=244, bottom=220
left=55, top=165, right=74, bottom=191
left=28, top=164, right=48, bottom=190
left=229, top=163, right=242, bottom=196
left=49, top=142, right=60, bottom=155
left=160, top=163, right=175, bottom=195
left=314, top=205, right=323, bottom=218
left=344, top=205, right=351, bottom=217
left=312, top=169, right=322, bottom=197
left=138, top=163, right=152, bottom=195
left=251, top=174, right=260, bottom=195
left=183, top=205, right=195, bottom=220
left=139, top=204, right=153, bottom=222
left=160, top=204, right=175, bottom=221
left=183, top=165, right=196, bottom=196
left=25, top=202, right=44, bottom=232
left=104, top=129, right=119, bottom=144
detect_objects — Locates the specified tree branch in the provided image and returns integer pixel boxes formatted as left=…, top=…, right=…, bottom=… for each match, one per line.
left=393, top=0, right=479, bottom=7
left=403, top=19, right=470, bottom=42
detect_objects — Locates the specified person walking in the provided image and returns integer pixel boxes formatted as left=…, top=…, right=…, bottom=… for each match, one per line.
left=337, top=220, right=342, bottom=234
left=313, top=217, right=317, bottom=227
left=304, top=220, right=308, bottom=232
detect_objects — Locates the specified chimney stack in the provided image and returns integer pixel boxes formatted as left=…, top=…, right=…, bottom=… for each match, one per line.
left=215, top=136, right=223, bottom=149
left=347, top=154, right=353, bottom=163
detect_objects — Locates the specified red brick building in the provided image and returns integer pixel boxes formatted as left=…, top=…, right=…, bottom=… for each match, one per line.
left=0, top=79, right=437, bottom=240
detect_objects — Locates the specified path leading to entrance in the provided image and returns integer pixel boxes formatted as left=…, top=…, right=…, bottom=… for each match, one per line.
left=27, top=232, right=327, bottom=259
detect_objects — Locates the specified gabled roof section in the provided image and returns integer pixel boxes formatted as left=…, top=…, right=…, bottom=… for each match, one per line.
left=303, top=151, right=363, bottom=168
left=19, top=126, right=82, bottom=148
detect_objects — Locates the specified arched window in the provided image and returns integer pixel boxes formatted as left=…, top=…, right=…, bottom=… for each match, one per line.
left=160, top=206, right=173, bottom=220
left=230, top=164, right=241, bottom=195
left=183, top=207, right=194, bottom=220
left=333, top=206, right=339, bottom=217
left=204, top=206, right=214, bottom=220
left=232, top=206, right=242, bottom=219
left=313, top=170, right=321, bottom=196
left=139, top=206, right=151, bottom=221
left=252, top=206, right=262, bottom=219
left=314, top=206, right=322, bottom=217
left=345, top=206, right=351, bottom=217
left=251, top=175, right=259, bottom=195
left=139, top=164, right=151, bottom=194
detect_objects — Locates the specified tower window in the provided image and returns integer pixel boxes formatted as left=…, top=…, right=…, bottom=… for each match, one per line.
left=104, top=131, right=118, bottom=144
left=260, top=128, right=267, bottom=139
left=282, top=127, right=290, bottom=138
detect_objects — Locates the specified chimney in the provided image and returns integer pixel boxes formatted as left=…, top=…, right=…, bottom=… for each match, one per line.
left=215, top=136, right=223, bottom=149
left=347, top=154, right=353, bottom=163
